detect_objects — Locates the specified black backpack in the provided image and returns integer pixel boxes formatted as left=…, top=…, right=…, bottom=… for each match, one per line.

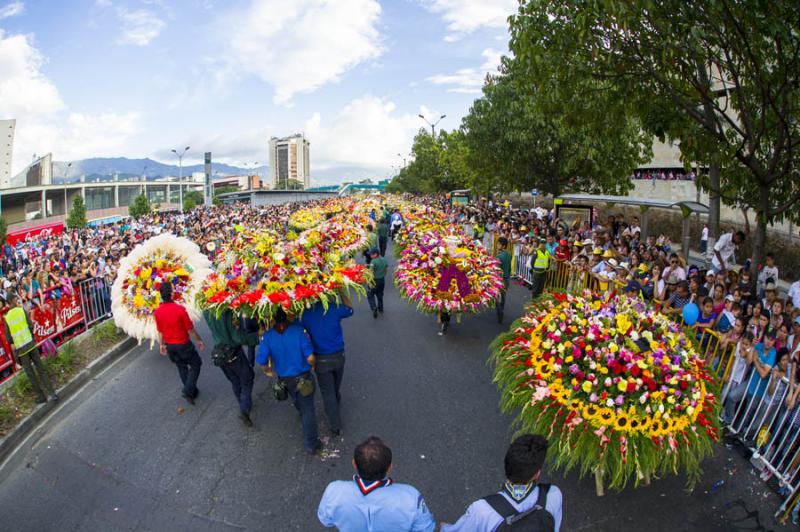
left=483, top=484, right=554, bottom=531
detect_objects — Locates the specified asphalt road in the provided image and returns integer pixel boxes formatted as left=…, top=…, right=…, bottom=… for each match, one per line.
left=0, top=240, right=792, bottom=531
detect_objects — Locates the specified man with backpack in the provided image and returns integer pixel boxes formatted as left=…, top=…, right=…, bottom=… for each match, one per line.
left=442, top=434, right=562, bottom=531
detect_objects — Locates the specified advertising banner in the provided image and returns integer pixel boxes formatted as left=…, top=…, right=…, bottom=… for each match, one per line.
left=6, top=221, right=65, bottom=246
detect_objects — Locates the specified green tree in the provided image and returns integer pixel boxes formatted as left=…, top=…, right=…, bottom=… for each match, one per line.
left=128, top=194, right=151, bottom=220
left=509, top=0, right=800, bottom=272
left=0, top=216, right=7, bottom=246
left=212, top=185, right=239, bottom=206
left=183, top=196, right=197, bottom=212
left=286, top=179, right=304, bottom=190
left=66, top=195, right=87, bottom=229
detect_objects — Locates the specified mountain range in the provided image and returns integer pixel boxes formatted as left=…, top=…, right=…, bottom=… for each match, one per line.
left=51, top=157, right=268, bottom=183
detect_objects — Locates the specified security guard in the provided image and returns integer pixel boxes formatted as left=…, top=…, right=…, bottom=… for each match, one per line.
left=318, top=436, right=436, bottom=531
left=203, top=309, right=259, bottom=427
left=258, top=309, right=321, bottom=454
left=530, top=237, right=550, bottom=299
left=4, top=295, right=58, bottom=403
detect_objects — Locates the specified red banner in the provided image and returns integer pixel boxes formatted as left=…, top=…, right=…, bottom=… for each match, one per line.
left=29, top=290, right=85, bottom=344
left=31, top=302, right=58, bottom=343
left=6, top=221, right=65, bottom=246
left=0, top=318, right=14, bottom=372
left=58, top=291, right=84, bottom=330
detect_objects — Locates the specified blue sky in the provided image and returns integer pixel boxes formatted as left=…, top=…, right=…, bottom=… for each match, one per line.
left=0, top=0, right=516, bottom=184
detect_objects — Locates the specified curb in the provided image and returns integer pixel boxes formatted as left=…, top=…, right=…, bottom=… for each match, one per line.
left=0, top=336, right=136, bottom=467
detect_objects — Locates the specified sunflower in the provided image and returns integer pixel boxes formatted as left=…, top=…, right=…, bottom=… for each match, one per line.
left=569, top=398, right=583, bottom=411
left=614, top=414, right=631, bottom=432
left=597, top=407, right=616, bottom=426
left=582, top=404, right=600, bottom=420
left=628, top=416, right=642, bottom=432
left=537, top=362, right=554, bottom=378
left=637, top=416, right=653, bottom=431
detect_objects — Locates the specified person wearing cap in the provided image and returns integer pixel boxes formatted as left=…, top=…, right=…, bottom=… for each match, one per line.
left=4, top=294, right=58, bottom=403
left=716, top=294, right=737, bottom=332
left=554, top=239, right=570, bottom=261
left=529, top=237, right=550, bottom=299
left=762, top=282, right=778, bottom=312
left=591, top=249, right=613, bottom=275
left=154, top=282, right=205, bottom=405
left=367, top=248, right=388, bottom=318
left=495, top=237, right=512, bottom=323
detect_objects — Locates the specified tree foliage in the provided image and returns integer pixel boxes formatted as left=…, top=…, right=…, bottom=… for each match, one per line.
left=128, top=194, right=151, bottom=220
left=0, top=216, right=7, bottom=246
left=509, top=0, right=800, bottom=269
left=66, top=194, right=87, bottom=229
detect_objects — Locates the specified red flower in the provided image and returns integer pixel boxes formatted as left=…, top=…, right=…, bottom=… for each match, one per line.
left=268, top=291, right=290, bottom=303
left=679, top=380, right=688, bottom=390
left=207, top=291, right=232, bottom=304
left=626, top=382, right=636, bottom=393
left=239, top=290, right=264, bottom=305
left=630, top=365, right=641, bottom=377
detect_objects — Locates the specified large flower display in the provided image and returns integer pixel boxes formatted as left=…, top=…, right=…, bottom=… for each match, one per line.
left=491, top=292, right=721, bottom=492
left=197, top=203, right=372, bottom=319
left=393, top=209, right=503, bottom=315
left=111, top=233, right=212, bottom=343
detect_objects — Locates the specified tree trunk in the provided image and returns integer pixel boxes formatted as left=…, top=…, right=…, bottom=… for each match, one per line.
left=750, top=186, right=769, bottom=278
left=706, top=163, right=721, bottom=261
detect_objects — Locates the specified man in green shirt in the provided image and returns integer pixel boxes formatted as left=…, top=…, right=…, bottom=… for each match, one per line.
left=203, top=309, right=260, bottom=426
left=367, top=248, right=388, bottom=318
left=364, top=224, right=378, bottom=265
left=495, top=237, right=512, bottom=323
left=377, top=217, right=390, bottom=257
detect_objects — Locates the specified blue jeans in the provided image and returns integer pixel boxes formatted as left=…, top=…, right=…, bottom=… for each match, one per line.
left=166, top=342, right=202, bottom=399
left=220, top=348, right=254, bottom=414
left=285, top=377, right=319, bottom=452
left=315, top=352, right=345, bottom=432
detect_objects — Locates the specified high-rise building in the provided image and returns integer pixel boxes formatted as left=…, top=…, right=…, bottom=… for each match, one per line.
left=268, top=134, right=310, bottom=189
left=0, top=119, right=15, bottom=189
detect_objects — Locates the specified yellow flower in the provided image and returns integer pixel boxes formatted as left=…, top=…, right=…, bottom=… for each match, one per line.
left=582, top=404, right=600, bottom=420
left=597, top=407, right=616, bottom=426
left=617, top=380, right=628, bottom=392
left=614, top=414, right=631, bottom=432
left=582, top=381, right=593, bottom=393
left=609, top=343, right=619, bottom=353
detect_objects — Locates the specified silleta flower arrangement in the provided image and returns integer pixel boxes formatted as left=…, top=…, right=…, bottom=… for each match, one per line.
left=394, top=212, right=504, bottom=315
left=491, top=292, right=721, bottom=493
left=111, top=233, right=212, bottom=343
left=198, top=211, right=371, bottom=319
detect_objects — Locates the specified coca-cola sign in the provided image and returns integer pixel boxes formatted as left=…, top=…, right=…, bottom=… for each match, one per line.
left=6, top=222, right=65, bottom=246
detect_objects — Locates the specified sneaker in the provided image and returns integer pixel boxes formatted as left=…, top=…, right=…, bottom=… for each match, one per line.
left=182, top=393, right=196, bottom=405
left=373, top=309, right=378, bottom=319
left=239, top=412, right=253, bottom=427
left=306, top=440, right=322, bottom=455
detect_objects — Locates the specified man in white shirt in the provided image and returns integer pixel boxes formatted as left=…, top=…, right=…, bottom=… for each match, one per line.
left=712, top=230, right=745, bottom=274
left=788, top=280, right=800, bottom=309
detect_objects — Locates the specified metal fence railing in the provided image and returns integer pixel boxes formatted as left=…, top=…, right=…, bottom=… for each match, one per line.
left=77, top=277, right=112, bottom=328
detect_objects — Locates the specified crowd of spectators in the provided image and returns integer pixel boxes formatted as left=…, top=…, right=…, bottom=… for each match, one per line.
left=631, top=169, right=696, bottom=181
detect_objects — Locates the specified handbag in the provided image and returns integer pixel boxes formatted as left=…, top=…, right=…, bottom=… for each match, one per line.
left=272, top=380, right=289, bottom=401
left=211, top=344, right=239, bottom=367
left=296, top=375, right=316, bottom=397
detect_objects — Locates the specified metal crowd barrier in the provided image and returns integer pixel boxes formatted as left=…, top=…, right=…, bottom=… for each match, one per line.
left=77, top=277, right=112, bottom=328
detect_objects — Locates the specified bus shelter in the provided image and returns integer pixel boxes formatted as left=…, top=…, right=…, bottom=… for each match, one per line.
left=555, top=193, right=709, bottom=260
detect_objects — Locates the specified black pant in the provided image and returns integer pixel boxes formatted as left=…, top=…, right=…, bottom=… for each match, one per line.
left=19, top=348, right=56, bottom=401
left=495, top=287, right=507, bottom=317
left=368, top=278, right=385, bottom=312
left=240, top=317, right=259, bottom=368
left=166, top=342, right=202, bottom=399
left=363, top=250, right=372, bottom=265
left=379, top=236, right=388, bottom=257
left=315, top=352, right=345, bottom=432
left=531, top=269, right=546, bottom=299
left=220, top=348, right=254, bottom=414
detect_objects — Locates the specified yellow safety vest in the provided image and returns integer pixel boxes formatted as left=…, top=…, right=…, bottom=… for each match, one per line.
left=4, top=307, right=34, bottom=352
left=533, top=249, right=549, bottom=270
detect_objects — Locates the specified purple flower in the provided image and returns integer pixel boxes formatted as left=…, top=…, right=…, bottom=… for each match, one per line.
left=614, top=396, right=625, bottom=406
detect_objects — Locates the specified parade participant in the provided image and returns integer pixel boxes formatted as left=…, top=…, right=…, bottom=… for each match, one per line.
left=442, top=434, right=562, bottom=531
left=203, top=308, right=258, bottom=427
left=367, top=248, right=388, bottom=318
left=300, top=294, right=353, bottom=437
left=154, top=283, right=205, bottom=405
left=3, top=295, right=58, bottom=403
left=530, top=238, right=550, bottom=299
left=317, top=436, right=436, bottom=531
left=258, top=308, right=321, bottom=454
left=364, top=224, right=377, bottom=265
left=495, top=236, right=512, bottom=323
left=438, top=310, right=451, bottom=336
left=390, top=210, right=403, bottom=240
left=377, top=216, right=390, bottom=257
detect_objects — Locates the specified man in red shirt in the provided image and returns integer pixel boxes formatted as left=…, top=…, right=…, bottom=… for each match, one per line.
left=154, top=283, right=205, bottom=404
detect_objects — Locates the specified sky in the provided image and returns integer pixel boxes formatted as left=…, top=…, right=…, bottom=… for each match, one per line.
left=0, top=0, right=517, bottom=184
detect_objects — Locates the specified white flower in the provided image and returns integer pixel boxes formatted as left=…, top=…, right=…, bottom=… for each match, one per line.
left=606, top=399, right=615, bottom=407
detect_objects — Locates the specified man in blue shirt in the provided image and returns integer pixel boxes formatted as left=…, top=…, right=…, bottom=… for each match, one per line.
left=257, top=309, right=321, bottom=454
left=318, top=436, right=435, bottom=531
left=748, top=332, right=777, bottom=399
left=300, top=295, right=353, bottom=437
left=442, top=434, right=562, bottom=531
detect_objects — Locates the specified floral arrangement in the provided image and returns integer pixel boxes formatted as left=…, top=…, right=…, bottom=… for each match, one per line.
left=491, top=292, right=721, bottom=492
left=111, top=233, right=212, bottom=343
left=394, top=225, right=504, bottom=315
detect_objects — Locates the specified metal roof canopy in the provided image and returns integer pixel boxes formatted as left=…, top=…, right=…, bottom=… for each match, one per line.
left=555, top=193, right=710, bottom=261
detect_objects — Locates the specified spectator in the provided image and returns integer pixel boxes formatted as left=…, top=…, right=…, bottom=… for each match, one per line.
left=317, top=436, right=436, bottom=531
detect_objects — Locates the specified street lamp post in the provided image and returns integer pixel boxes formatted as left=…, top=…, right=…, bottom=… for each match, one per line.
left=397, top=153, right=407, bottom=168
left=171, top=146, right=190, bottom=210
left=63, top=162, right=72, bottom=217
left=418, top=114, right=446, bottom=137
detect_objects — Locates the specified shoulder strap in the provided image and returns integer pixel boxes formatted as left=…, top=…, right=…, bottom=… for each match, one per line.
left=483, top=493, right=518, bottom=520
left=535, top=483, right=550, bottom=509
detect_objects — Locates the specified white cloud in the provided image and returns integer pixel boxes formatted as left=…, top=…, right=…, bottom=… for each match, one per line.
left=0, top=30, right=140, bottom=172
left=0, top=1, right=24, bottom=19
left=423, top=0, right=517, bottom=41
left=224, top=0, right=383, bottom=104
left=426, top=47, right=503, bottom=94
left=303, top=95, right=422, bottom=173
left=115, top=7, right=165, bottom=46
